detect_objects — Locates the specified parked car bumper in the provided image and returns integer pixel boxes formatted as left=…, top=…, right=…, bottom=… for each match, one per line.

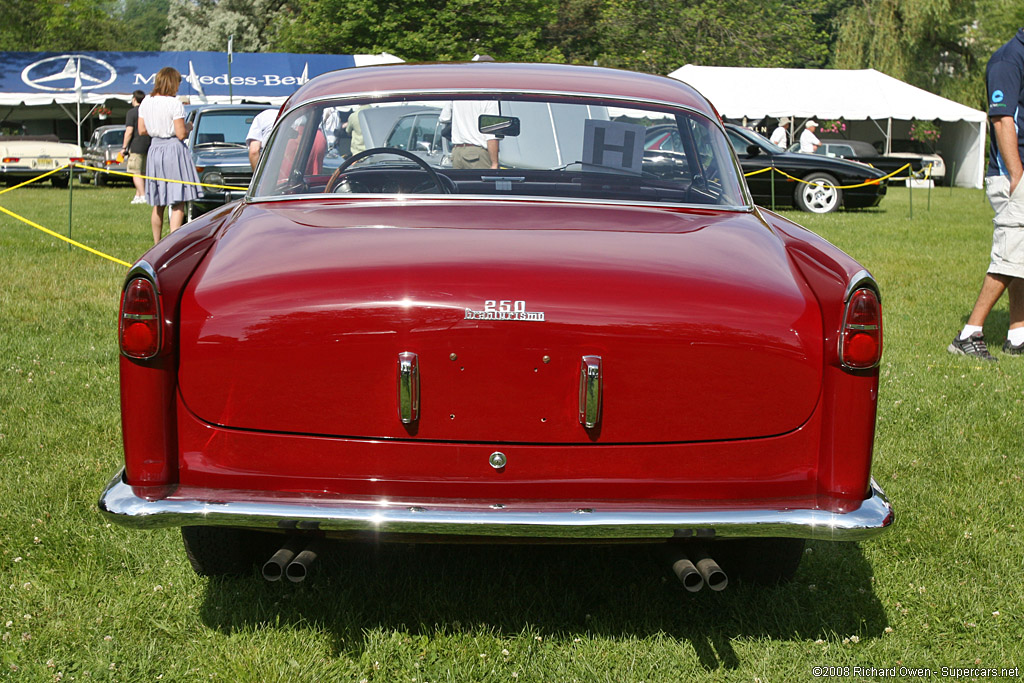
left=98, top=469, right=893, bottom=541
left=0, top=165, right=74, bottom=181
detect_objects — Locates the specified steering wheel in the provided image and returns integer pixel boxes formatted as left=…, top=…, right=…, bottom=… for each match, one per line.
left=325, top=146, right=451, bottom=194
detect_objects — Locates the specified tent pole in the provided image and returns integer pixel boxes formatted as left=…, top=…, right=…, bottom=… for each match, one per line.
left=886, top=118, right=892, bottom=155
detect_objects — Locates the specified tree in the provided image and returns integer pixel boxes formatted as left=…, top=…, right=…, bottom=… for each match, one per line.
left=122, top=0, right=172, bottom=51
left=543, top=0, right=604, bottom=65
left=832, top=0, right=1024, bottom=108
left=0, top=0, right=131, bottom=51
left=275, top=0, right=563, bottom=62
left=162, top=0, right=296, bottom=52
left=592, top=0, right=839, bottom=74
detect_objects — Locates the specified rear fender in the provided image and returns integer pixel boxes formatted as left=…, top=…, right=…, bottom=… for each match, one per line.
left=119, top=205, right=234, bottom=494
left=761, top=209, right=881, bottom=507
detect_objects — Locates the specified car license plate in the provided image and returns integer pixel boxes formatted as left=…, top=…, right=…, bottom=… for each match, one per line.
left=36, top=158, right=53, bottom=168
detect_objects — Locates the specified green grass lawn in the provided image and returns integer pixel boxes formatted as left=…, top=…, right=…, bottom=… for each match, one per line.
left=1, top=183, right=1022, bottom=681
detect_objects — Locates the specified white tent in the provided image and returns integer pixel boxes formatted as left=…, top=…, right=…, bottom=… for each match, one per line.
left=668, top=65, right=988, bottom=188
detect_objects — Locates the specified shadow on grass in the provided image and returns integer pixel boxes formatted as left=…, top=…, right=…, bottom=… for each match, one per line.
left=197, top=540, right=887, bottom=671
left=955, top=308, right=1011, bottom=341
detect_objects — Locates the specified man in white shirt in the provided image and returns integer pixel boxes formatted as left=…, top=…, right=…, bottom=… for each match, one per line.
left=799, top=120, right=821, bottom=154
left=246, top=108, right=279, bottom=168
left=439, top=100, right=500, bottom=169
left=769, top=117, right=791, bottom=148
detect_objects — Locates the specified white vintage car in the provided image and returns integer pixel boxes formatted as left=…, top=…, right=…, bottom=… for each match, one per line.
left=0, top=135, right=83, bottom=187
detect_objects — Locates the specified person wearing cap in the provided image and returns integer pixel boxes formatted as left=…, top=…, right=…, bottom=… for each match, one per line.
left=769, top=117, right=791, bottom=148
left=799, top=120, right=821, bottom=153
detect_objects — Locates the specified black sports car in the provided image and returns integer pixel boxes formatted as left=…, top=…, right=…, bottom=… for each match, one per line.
left=645, top=123, right=888, bottom=213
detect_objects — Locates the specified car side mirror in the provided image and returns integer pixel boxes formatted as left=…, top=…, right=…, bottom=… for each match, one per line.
left=479, top=114, right=520, bottom=138
left=746, top=144, right=761, bottom=157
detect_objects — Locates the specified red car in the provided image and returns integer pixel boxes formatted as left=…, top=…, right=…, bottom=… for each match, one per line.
left=100, top=62, right=892, bottom=589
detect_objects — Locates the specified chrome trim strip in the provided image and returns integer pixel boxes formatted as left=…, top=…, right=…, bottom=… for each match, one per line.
left=98, top=471, right=893, bottom=542
left=844, top=268, right=879, bottom=303
left=397, top=351, right=419, bottom=424
left=247, top=193, right=754, bottom=214
left=124, top=260, right=158, bottom=292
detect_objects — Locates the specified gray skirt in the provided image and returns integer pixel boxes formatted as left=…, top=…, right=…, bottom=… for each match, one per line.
left=145, top=137, right=201, bottom=207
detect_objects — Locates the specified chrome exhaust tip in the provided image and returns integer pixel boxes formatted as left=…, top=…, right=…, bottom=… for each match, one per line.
left=261, top=538, right=301, bottom=582
left=691, top=548, right=728, bottom=592
left=285, top=539, right=325, bottom=583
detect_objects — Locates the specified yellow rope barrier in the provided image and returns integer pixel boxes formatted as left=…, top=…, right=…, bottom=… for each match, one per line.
left=0, top=164, right=131, bottom=267
left=75, top=163, right=248, bottom=192
left=0, top=203, right=131, bottom=267
left=743, top=162, right=914, bottom=189
left=0, top=165, right=70, bottom=196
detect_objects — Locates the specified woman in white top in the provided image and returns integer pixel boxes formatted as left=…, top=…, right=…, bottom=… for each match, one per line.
left=138, top=67, right=201, bottom=243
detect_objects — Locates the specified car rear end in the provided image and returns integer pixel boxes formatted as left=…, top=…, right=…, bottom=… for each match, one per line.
left=0, top=138, right=83, bottom=186
left=100, top=63, right=892, bottom=586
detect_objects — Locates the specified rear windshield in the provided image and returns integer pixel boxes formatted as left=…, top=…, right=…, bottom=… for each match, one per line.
left=252, top=94, right=747, bottom=208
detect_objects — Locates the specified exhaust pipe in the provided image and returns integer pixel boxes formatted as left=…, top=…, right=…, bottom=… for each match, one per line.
left=262, top=538, right=302, bottom=582
left=663, top=545, right=704, bottom=592
left=690, top=548, right=728, bottom=592
left=285, top=539, right=325, bottom=583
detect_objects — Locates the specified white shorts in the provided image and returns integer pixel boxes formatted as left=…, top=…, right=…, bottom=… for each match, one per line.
left=985, top=175, right=1024, bottom=279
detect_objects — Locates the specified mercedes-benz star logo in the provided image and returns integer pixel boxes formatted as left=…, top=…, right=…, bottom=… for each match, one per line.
left=21, top=55, right=117, bottom=92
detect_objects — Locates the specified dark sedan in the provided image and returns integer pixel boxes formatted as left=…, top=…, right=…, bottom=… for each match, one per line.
left=185, top=104, right=275, bottom=218
left=646, top=124, right=887, bottom=213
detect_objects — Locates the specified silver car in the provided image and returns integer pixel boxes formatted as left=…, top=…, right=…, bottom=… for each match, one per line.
left=82, top=125, right=128, bottom=186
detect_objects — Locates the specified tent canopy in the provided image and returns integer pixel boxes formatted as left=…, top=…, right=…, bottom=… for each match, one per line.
left=668, top=65, right=985, bottom=123
left=0, top=51, right=404, bottom=108
left=668, top=65, right=988, bottom=188
left=0, top=50, right=403, bottom=146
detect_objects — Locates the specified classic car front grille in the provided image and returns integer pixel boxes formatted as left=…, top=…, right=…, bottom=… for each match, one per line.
left=222, top=173, right=253, bottom=187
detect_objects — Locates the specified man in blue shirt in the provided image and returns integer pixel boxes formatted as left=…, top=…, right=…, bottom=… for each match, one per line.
left=949, top=29, right=1024, bottom=360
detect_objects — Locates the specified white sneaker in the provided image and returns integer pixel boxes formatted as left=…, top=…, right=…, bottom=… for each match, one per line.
left=131, top=195, right=147, bottom=205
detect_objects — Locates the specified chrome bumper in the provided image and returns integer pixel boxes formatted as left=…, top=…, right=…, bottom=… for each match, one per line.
left=98, top=471, right=893, bottom=541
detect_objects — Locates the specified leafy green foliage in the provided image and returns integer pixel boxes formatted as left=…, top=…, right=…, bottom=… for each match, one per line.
left=161, top=0, right=295, bottom=52
left=121, top=0, right=172, bottom=51
left=832, top=0, right=1024, bottom=109
left=0, top=0, right=129, bottom=51
left=593, top=0, right=837, bottom=74
left=277, top=0, right=563, bottom=62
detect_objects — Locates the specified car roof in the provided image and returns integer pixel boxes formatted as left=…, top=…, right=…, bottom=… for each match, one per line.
left=285, top=62, right=717, bottom=118
left=818, top=139, right=877, bottom=155
left=184, top=104, right=276, bottom=114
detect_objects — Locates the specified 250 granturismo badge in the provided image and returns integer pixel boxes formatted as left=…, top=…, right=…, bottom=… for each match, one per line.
left=465, top=300, right=544, bottom=321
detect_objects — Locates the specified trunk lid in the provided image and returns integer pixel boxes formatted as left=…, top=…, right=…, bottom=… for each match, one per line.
left=178, top=201, right=823, bottom=444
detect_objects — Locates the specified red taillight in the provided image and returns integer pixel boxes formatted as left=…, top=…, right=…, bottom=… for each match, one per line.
left=840, top=288, right=882, bottom=369
left=120, top=278, right=161, bottom=359
left=2, top=157, right=19, bottom=163
left=69, top=157, right=84, bottom=163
